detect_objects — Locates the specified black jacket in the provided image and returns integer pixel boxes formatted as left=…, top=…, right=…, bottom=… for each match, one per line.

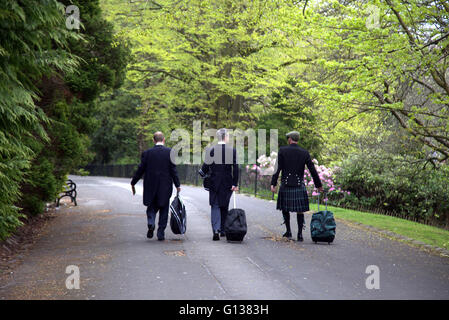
left=270, top=144, right=322, bottom=188
left=131, top=145, right=180, bottom=207
left=199, top=144, right=239, bottom=207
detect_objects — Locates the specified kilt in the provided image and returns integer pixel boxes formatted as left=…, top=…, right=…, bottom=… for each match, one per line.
left=276, top=182, right=309, bottom=212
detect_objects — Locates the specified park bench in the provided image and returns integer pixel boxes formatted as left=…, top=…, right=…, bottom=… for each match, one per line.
left=56, top=179, right=77, bottom=207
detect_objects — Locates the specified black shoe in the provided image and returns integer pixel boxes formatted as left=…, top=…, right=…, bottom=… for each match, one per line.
left=297, top=233, right=304, bottom=242
left=157, top=229, right=165, bottom=241
left=147, top=225, right=155, bottom=239
left=282, top=231, right=292, bottom=239
left=220, top=232, right=226, bottom=237
left=213, top=233, right=220, bottom=241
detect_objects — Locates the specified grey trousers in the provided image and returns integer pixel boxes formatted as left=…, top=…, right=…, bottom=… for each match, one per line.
left=211, top=197, right=228, bottom=233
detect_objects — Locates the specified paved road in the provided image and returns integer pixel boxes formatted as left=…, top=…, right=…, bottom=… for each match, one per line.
left=1, top=176, right=448, bottom=300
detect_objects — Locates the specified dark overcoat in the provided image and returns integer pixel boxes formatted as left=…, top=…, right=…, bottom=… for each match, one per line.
left=131, top=145, right=181, bottom=208
left=200, top=144, right=239, bottom=207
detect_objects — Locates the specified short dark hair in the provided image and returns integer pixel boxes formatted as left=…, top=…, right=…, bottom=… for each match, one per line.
left=153, top=131, right=164, bottom=142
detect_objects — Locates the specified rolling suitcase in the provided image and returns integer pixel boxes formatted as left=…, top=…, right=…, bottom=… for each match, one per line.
left=310, top=193, right=336, bottom=244
left=170, top=194, right=187, bottom=235
left=225, top=192, right=247, bottom=242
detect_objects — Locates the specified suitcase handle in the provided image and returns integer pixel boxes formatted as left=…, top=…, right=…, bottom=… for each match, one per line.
left=317, top=192, right=328, bottom=211
left=233, top=191, right=236, bottom=209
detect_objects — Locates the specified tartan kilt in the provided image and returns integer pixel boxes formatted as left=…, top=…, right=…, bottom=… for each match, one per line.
left=276, top=182, right=309, bottom=212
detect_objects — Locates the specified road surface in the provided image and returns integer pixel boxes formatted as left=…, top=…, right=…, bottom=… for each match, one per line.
left=1, top=176, right=448, bottom=299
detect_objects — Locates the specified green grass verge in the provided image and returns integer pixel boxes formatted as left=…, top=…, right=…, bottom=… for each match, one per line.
left=308, top=203, right=449, bottom=251
left=239, top=186, right=273, bottom=200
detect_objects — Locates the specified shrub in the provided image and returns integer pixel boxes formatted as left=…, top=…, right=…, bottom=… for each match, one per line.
left=334, top=154, right=449, bottom=225
left=0, top=0, right=79, bottom=239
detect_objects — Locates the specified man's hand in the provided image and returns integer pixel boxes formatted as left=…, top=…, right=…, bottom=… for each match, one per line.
left=131, top=185, right=136, bottom=196
left=177, top=187, right=181, bottom=194
left=271, top=185, right=277, bottom=193
left=231, top=186, right=239, bottom=192
left=318, top=186, right=324, bottom=193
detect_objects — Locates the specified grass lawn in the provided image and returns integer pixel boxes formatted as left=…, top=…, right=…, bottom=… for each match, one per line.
left=308, top=203, right=449, bottom=251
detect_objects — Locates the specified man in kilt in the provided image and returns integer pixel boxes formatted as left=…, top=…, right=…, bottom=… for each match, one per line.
left=270, top=131, right=323, bottom=241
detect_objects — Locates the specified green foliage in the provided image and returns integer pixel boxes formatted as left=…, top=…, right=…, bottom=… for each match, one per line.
left=256, top=81, right=322, bottom=157
left=0, top=0, right=79, bottom=239
left=100, top=0, right=313, bottom=142
left=296, top=0, right=449, bottom=163
left=334, top=153, right=449, bottom=224
left=0, top=0, right=128, bottom=239
left=64, top=0, right=129, bottom=100
left=19, top=0, right=130, bottom=217
left=75, top=168, right=90, bottom=176
left=91, top=0, right=448, bottom=229
left=20, top=99, right=92, bottom=215
left=21, top=158, right=57, bottom=215
left=90, top=88, right=140, bottom=164
left=99, top=0, right=449, bottom=163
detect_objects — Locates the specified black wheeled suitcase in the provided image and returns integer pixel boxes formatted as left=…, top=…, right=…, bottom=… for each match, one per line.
left=225, top=192, right=247, bottom=242
left=170, top=194, right=187, bottom=235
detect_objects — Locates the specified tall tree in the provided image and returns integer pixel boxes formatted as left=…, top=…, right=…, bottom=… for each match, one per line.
left=298, top=0, right=449, bottom=163
left=19, top=0, right=130, bottom=214
left=101, top=0, right=311, bottom=134
left=0, top=0, right=79, bottom=238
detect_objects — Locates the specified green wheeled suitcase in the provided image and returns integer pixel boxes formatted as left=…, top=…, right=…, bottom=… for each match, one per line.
left=310, top=193, right=336, bottom=244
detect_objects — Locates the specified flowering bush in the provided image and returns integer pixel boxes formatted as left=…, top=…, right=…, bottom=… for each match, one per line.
left=304, top=159, right=350, bottom=201
left=257, top=151, right=278, bottom=176
left=246, top=151, right=277, bottom=176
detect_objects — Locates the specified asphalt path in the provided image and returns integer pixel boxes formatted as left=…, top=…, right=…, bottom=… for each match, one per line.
left=1, top=176, right=448, bottom=299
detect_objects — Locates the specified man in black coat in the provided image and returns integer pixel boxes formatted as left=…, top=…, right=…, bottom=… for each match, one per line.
left=199, top=128, right=239, bottom=241
left=270, top=131, right=323, bottom=241
left=131, top=132, right=181, bottom=241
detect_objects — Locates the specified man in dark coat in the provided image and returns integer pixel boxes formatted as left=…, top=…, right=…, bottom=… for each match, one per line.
left=199, top=128, right=239, bottom=241
left=270, top=131, right=323, bottom=241
left=131, top=132, right=181, bottom=241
